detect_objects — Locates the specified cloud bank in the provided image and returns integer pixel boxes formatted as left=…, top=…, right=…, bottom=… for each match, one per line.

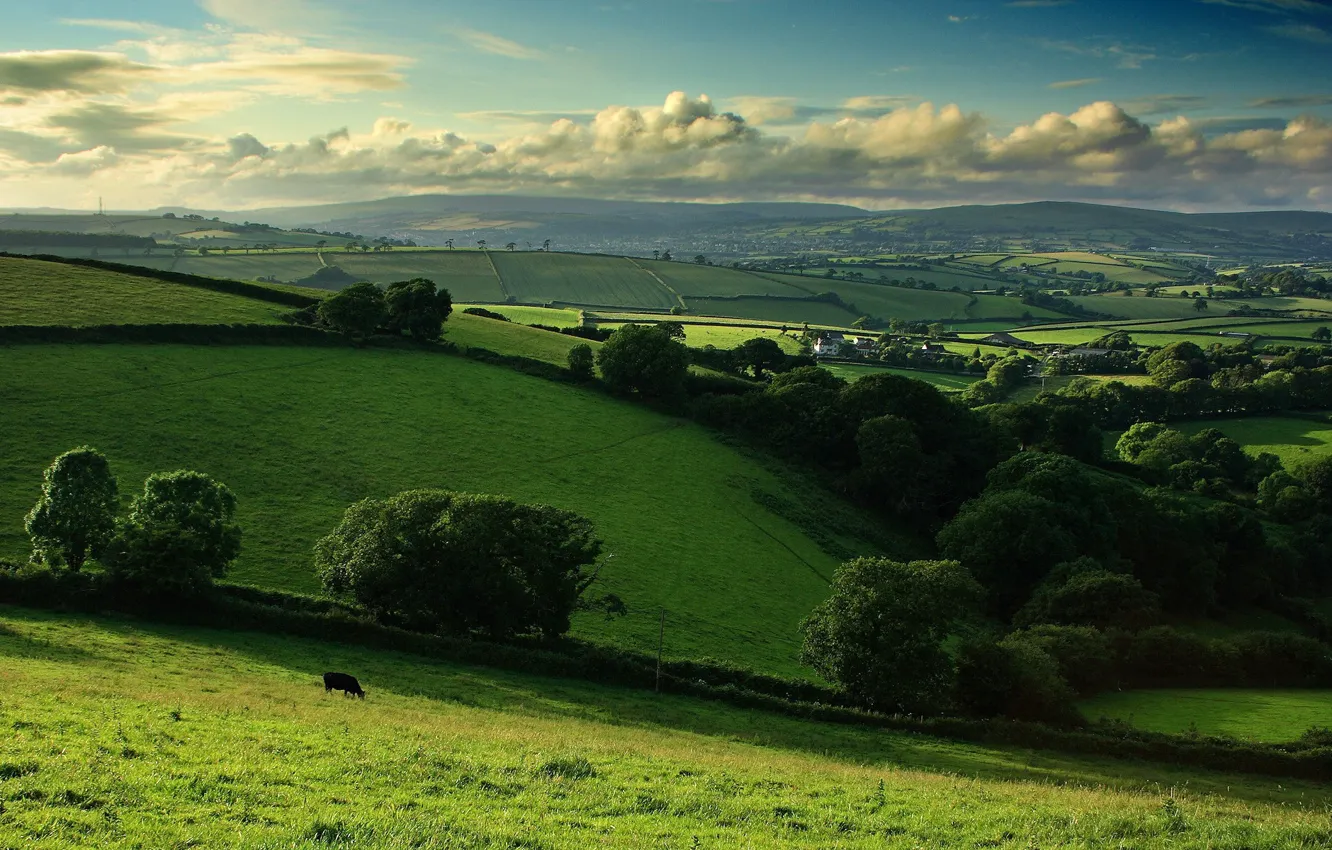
left=2, top=52, right=1331, bottom=211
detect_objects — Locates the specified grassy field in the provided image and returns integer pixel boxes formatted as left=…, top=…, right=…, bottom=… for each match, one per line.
left=1173, top=415, right=1332, bottom=467
left=464, top=304, right=584, bottom=328
left=820, top=363, right=982, bottom=390
left=2, top=608, right=1329, bottom=848
left=1066, top=294, right=1234, bottom=320
left=493, top=253, right=677, bottom=310
left=683, top=296, right=861, bottom=325
left=644, top=262, right=811, bottom=298
left=1081, top=689, right=1332, bottom=742
left=447, top=313, right=599, bottom=365
left=0, top=341, right=901, bottom=676
left=0, top=257, right=288, bottom=326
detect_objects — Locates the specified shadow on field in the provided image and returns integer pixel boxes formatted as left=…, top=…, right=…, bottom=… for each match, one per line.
left=4, top=605, right=1328, bottom=806
left=0, top=617, right=108, bottom=665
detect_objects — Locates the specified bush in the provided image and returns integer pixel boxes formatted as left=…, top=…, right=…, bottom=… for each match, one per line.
left=567, top=344, right=595, bottom=382
left=462, top=307, right=510, bottom=321
left=315, top=489, right=603, bottom=639
left=103, top=471, right=242, bottom=597
left=317, top=282, right=386, bottom=339
left=25, top=447, right=119, bottom=571
left=954, top=635, right=1082, bottom=725
left=800, top=557, right=983, bottom=714
left=1016, top=565, right=1161, bottom=631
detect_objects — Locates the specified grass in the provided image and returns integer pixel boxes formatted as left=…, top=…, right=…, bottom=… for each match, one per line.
left=683, top=296, right=860, bottom=325
left=0, top=341, right=899, bottom=676
left=492, top=253, right=677, bottom=310
left=820, top=363, right=982, bottom=390
left=2, top=607, right=1330, bottom=848
left=0, top=257, right=287, bottom=326
left=446, top=313, right=598, bottom=366
left=1172, top=415, right=1332, bottom=467
left=1065, top=294, right=1234, bottom=320
left=463, top=304, right=584, bottom=328
left=1080, top=689, right=1332, bottom=743
left=644, top=262, right=810, bottom=298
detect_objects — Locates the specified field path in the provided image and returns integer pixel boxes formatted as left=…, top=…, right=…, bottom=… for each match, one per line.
left=627, top=258, right=688, bottom=311
left=483, top=250, right=512, bottom=301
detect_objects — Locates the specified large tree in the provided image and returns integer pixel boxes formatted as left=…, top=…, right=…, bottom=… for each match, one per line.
left=385, top=277, right=453, bottom=341
left=800, top=557, right=983, bottom=713
left=315, top=490, right=603, bottom=639
left=595, top=324, right=690, bottom=399
left=317, top=281, right=387, bottom=339
left=25, top=447, right=119, bottom=571
left=104, top=471, right=243, bottom=596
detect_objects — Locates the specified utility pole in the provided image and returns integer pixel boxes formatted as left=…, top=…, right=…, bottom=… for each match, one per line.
left=97, top=197, right=104, bottom=216
left=655, top=608, right=666, bottom=693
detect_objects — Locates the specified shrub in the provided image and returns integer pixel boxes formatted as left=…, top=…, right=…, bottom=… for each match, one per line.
left=954, top=635, right=1082, bottom=725
left=25, top=447, right=119, bottom=571
left=315, top=489, right=603, bottom=639
left=566, top=344, right=595, bottom=382
left=800, top=557, right=983, bottom=714
left=103, top=471, right=242, bottom=597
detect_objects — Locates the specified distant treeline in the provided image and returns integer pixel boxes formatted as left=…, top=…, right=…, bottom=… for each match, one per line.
left=0, top=230, right=154, bottom=249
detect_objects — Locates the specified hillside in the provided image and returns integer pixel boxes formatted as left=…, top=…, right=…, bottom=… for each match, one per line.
left=2, top=607, right=1327, bottom=848
left=0, top=256, right=292, bottom=326
left=0, top=336, right=905, bottom=677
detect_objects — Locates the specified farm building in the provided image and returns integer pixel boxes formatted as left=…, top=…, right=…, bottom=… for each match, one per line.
left=918, top=341, right=948, bottom=360
left=1219, top=331, right=1253, bottom=339
left=812, top=332, right=845, bottom=357
left=981, top=332, right=1034, bottom=348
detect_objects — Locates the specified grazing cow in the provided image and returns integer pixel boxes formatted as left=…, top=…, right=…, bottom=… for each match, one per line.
left=323, top=672, right=365, bottom=698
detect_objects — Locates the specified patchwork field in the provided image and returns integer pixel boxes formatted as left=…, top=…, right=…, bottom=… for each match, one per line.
left=1081, top=689, right=1332, bottom=743
left=492, top=253, right=677, bottom=310
left=0, top=257, right=288, bottom=326
left=0, top=341, right=901, bottom=676
left=465, top=304, right=584, bottom=328
left=682, top=296, right=860, bottom=326
left=3, top=608, right=1328, bottom=848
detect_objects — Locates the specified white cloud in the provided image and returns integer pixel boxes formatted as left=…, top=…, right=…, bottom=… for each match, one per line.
left=199, top=0, right=328, bottom=33
left=454, top=29, right=545, bottom=60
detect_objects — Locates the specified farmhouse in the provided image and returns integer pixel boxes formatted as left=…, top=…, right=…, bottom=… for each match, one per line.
left=981, top=332, right=1033, bottom=348
left=918, top=341, right=948, bottom=361
left=811, top=332, right=845, bottom=357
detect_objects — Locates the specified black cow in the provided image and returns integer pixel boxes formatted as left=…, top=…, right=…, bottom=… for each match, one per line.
left=323, top=672, right=365, bottom=698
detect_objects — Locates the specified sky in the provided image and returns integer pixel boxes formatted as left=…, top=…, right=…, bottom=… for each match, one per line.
left=1, top=0, right=1331, bottom=212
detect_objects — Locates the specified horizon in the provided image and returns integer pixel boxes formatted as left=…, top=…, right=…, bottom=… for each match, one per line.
left=2, top=0, right=1331, bottom=212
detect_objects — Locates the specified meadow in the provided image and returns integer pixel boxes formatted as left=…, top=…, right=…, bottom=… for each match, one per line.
left=0, top=257, right=288, bottom=326
left=447, top=312, right=599, bottom=365
left=682, top=296, right=860, bottom=326
left=491, top=253, right=678, bottom=310
left=819, top=363, right=982, bottom=390
left=0, top=340, right=898, bottom=676
left=1173, top=415, right=1332, bottom=467
left=2, top=607, right=1330, bottom=849
left=466, top=304, right=584, bottom=328
left=1080, top=689, right=1332, bottom=742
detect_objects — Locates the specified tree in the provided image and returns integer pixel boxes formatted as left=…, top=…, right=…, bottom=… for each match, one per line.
left=693, top=254, right=707, bottom=265
left=317, top=281, right=386, bottom=339
left=315, top=490, right=602, bottom=638
left=505, top=242, right=517, bottom=252
left=103, top=471, right=242, bottom=597
left=1194, top=297, right=1209, bottom=312
left=542, top=239, right=552, bottom=252
left=385, top=278, right=453, bottom=341
left=567, top=344, right=595, bottom=381
left=1313, top=326, right=1331, bottom=343
left=445, top=239, right=455, bottom=250
left=660, top=250, right=672, bottom=262
left=25, top=447, right=119, bottom=571
left=800, top=558, right=983, bottom=713
left=477, top=240, right=488, bottom=250
left=595, top=324, right=689, bottom=399
left=734, top=337, right=786, bottom=378
left=652, top=250, right=660, bottom=261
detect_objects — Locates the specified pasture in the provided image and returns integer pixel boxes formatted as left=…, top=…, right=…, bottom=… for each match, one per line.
left=492, top=252, right=677, bottom=310
left=0, top=341, right=897, bottom=676
left=1080, top=689, right=1332, bottom=743
left=1, top=607, right=1329, bottom=848
left=0, top=256, right=287, bottom=326
left=447, top=312, right=598, bottom=365
left=820, top=363, right=982, bottom=390
left=1173, top=416, right=1332, bottom=468
left=462, top=304, right=584, bottom=329
left=682, top=296, right=861, bottom=326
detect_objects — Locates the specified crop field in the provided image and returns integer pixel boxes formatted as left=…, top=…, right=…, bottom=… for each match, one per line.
left=683, top=296, right=861, bottom=326
left=0, top=342, right=901, bottom=676
left=0, top=257, right=287, bottom=326
left=464, top=304, right=584, bottom=328
left=337, top=252, right=505, bottom=302
left=820, top=363, right=982, bottom=390
left=827, top=265, right=1002, bottom=291
left=492, top=253, right=677, bottom=310
left=1080, top=689, right=1332, bottom=743
left=3, top=609, right=1328, bottom=848
left=1172, top=415, right=1332, bottom=468
left=643, top=262, right=810, bottom=298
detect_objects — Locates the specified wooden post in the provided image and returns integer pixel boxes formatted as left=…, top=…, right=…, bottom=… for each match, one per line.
left=655, top=608, right=666, bottom=693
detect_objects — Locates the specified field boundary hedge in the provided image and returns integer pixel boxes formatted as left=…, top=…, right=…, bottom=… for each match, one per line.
left=0, top=252, right=320, bottom=308
left=3, top=569, right=1331, bottom=782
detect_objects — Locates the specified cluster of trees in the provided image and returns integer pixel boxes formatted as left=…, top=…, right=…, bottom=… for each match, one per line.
left=0, top=231, right=155, bottom=249
left=314, top=489, right=604, bottom=639
left=22, top=448, right=241, bottom=596
left=314, top=278, right=453, bottom=341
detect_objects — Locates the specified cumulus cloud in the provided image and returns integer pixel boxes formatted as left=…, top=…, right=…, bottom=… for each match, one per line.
left=5, top=91, right=1332, bottom=211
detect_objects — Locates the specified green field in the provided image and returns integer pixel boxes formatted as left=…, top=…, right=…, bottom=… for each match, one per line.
left=1081, top=689, right=1332, bottom=743
left=2, top=608, right=1329, bottom=849
left=0, top=341, right=898, bottom=677
left=1066, top=294, right=1234, bottom=320
left=462, top=304, right=584, bottom=329
left=0, top=257, right=288, bottom=326
left=683, top=296, right=860, bottom=325
left=492, top=253, right=677, bottom=310
left=447, top=313, right=599, bottom=365
left=820, top=363, right=982, bottom=390
left=645, top=262, right=811, bottom=298
left=1173, top=416, right=1332, bottom=467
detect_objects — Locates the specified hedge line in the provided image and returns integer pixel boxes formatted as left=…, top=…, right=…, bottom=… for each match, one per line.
left=2, top=569, right=1331, bottom=781
left=0, top=252, right=320, bottom=308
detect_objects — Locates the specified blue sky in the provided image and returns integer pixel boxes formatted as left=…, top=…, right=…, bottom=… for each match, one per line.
left=1, top=0, right=1330, bottom=210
